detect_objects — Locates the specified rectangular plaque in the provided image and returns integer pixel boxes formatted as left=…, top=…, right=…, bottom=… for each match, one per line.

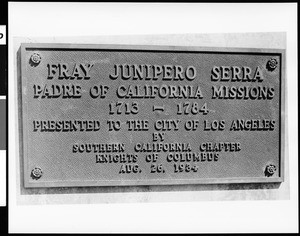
left=18, top=43, right=285, bottom=188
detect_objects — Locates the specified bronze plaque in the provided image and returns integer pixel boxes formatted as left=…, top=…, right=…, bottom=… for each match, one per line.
left=18, top=44, right=285, bottom=188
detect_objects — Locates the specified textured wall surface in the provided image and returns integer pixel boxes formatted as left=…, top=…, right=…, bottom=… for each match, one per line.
left=14, top=33, right=289, bottom=204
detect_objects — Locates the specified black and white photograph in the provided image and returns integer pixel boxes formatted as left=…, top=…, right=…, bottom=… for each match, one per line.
left=1, top=2, right=298, bottom=234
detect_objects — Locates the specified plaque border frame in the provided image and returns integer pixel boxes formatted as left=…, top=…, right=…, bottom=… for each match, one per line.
left=18, top=43, right=285, bottom=188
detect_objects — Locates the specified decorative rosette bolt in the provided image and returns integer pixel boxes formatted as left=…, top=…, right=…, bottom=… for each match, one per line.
left=266, top=58, right=278, bottom=71
left=31, top=167, right=43, bottom=180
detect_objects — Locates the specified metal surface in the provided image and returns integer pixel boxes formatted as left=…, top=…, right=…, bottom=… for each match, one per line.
left=18, top=43, right=285, bottom=188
